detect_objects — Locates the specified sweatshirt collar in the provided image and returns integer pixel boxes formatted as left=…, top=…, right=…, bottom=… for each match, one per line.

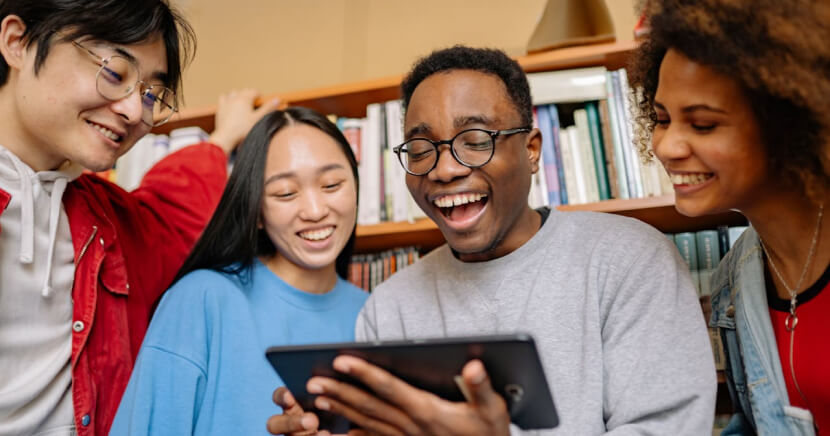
left=0, top=144, right=83, bottom=297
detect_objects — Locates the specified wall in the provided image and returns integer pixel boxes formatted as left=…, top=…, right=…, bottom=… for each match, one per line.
left=175, top=0, right=638, bottom=109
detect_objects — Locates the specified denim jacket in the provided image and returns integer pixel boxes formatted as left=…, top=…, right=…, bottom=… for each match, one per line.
left=709, top=226, right=816, bottom=435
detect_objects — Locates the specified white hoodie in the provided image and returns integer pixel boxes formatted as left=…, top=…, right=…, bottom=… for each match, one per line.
left=0, top=144, right=83, bottom=436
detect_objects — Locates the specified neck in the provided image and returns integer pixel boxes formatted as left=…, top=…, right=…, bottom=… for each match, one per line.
left=0, top=83, right=64, bottom=171
left=457, top=205, right=541, bottom=262
left=260, top=254, right=338, bottom=295
left=743, top=189, right=830, bottom=298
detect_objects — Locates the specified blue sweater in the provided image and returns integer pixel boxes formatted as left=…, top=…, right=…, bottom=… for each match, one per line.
left=110, top=260, right=368, bottom=435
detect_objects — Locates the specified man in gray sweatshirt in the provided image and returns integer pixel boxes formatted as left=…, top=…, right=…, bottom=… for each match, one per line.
left=268, top=46, right=716, bottom=436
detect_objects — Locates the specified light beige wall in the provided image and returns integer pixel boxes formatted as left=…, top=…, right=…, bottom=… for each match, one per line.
left=176, top=0, right=638, bottom=109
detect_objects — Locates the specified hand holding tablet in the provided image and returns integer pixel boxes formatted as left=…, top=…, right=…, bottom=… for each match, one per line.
left=265, top=334, right=558, bottom=433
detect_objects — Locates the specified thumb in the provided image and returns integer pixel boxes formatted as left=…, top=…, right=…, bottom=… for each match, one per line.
left=461, top=360, right=501, bottom=408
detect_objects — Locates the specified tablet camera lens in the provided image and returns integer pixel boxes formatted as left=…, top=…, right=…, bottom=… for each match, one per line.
left=505, top=384, right=524, bottom=404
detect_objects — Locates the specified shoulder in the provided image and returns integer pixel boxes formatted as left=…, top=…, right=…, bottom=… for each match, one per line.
left=335, top=278, right=370, bottom=305
left=549, top=210, right=676, bottom=258
left=155, top=268, right=250, bottom=317
left=66, top=173, right=128, bottom=204
left=372, top=246, right=449, bottom=292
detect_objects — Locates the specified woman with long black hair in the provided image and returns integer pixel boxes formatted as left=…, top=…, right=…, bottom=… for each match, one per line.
left=110, top=107, right=368, bottom=435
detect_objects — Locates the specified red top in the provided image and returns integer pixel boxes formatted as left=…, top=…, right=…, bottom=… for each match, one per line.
left=768, top=263, right=830, bottom=435
left=0, top=143, right=226, bottom=436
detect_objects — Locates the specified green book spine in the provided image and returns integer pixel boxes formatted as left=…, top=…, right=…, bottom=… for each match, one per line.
left=584, top=101, right=611, bottom=200
left=674, top=232, right=701, bottom=296
left=695, top=230, right=720, bottom=297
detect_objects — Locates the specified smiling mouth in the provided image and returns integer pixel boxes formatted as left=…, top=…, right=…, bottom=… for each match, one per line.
left=433, top=193, right=488, bottom=221
left=670, top=172, right=714, bottom=186
left=298, top=226, right=335, bottom=241
left=87, top=121, right=124, bottom=143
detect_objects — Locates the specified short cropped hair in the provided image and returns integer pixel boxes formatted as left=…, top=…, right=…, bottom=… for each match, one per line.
left=0, top=0, right=195, bottom=105
left=401, top=45, right=533, bottom=127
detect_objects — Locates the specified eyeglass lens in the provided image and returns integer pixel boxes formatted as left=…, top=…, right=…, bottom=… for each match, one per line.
left=96, top=56, right=176, bottom=126
left=400, top=129, right=494, bottom=175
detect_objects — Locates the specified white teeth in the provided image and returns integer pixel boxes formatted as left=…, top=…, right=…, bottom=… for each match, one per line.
left=89, top=122, right=122, bottom=142
left=299, top=227, right=334, bottom=241
left=670, top=173, right=713, bottom=185
left=433, top=193, right=486, bottom=208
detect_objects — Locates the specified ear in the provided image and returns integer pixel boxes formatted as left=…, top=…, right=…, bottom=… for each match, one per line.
left=0, top=15, right=29, bottom=72
left=525, top=127, right=543, bottom=174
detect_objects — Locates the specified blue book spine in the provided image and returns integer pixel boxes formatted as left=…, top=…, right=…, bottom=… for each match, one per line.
left=547, top=104, right=568, bottom=205
left=535, top=105, right=561, bottom=206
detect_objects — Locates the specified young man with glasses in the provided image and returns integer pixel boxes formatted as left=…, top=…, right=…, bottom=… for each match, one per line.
left=0, top=1, right=274, bottom=435
left=268, top=46, right=716, bottom=435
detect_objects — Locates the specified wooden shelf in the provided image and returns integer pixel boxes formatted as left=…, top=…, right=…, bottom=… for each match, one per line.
left=354, top=218, right=443, bottom=253
left=558, top=194, right=747, bottom=233
left=153, top=41, right=638, bottom=135
left=352, top=195, right=747, bottom=253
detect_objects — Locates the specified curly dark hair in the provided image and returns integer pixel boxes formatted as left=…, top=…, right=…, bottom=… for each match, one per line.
left=628, top=0, right=830, bottom=197
left=401, top=45, right=533, bottom=127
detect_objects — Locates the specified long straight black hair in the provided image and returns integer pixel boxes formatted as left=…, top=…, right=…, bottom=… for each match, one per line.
left=175, top=107, right=359, bottom=284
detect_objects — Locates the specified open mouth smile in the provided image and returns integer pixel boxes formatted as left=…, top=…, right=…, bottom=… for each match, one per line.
left=298, top=226, right=335, bottom=241
left=432, top=192, right=489, bottom=221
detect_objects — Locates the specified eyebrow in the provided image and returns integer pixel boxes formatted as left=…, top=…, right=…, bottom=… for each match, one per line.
left=264, top=163, right=347, bottom=186
left=405, top=114, right=497, bottom=139
left=654, top=101, right=727, bottom=114
left=111, top=45, right=169, bottom=85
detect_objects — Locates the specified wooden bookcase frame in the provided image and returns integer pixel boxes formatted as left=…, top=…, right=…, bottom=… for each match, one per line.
left=153, top=40, right=746, bottom=254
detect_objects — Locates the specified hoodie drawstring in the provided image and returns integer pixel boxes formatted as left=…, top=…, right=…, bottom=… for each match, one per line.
left=9, top=156, right=34, bottom=264
left=41, top=177, right=69, bottom=297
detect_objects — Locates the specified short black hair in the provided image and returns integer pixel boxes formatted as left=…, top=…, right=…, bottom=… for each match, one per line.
left=174, top=107, right=360, bottom=284
left=401, top=45, right=533, bottom=127
left=0, top=0, right=195, bottom=105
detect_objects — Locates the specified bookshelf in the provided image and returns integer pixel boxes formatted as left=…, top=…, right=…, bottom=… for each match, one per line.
left=353, top=195, right=745, bottom=253
left=152, top=40, right=745, bottom=254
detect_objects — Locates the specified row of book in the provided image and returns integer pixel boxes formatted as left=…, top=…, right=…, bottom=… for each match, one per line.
left=347, top=246, right=420, bottom=292
left=669, top=225, right=748, bottom=298
left=334, top=102, right=427, bottom=226
left=113, top=66, right=666, bottom=220
left=668, top=225, right=749, bottom=372
left=527, top=67, right=672, bottom=207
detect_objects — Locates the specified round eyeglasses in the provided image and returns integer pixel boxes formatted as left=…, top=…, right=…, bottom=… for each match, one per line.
left=393, top=127, right=531, bottom=176
left=72, top=41, right=177, bottom=127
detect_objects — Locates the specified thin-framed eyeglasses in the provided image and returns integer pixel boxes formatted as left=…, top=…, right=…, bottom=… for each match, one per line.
left=393, top=127, right=531, bottom=176
left=72, top=40, right=177, bottom=127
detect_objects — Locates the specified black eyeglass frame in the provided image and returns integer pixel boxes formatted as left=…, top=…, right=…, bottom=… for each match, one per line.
left=393, top=127, right=532, bottom=176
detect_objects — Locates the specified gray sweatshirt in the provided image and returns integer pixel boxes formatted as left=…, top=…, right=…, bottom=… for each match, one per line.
left=356, top=209, right=717, bottom=435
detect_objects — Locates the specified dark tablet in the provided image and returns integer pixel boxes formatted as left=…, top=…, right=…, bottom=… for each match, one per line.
left=265, top=333, right=558, bottom=433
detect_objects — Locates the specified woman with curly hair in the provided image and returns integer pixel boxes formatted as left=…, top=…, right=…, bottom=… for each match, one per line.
left=628, top=0, right=830, bottom=434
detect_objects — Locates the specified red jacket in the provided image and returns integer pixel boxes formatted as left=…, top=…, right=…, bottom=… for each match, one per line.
left=1, top=143, right=227, bottom=435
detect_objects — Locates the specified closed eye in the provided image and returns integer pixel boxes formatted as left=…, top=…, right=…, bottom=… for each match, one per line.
left=692, top=124, right=717, bottom=132
left=272, top=192, right=296, bottom=199
left=322, top=181, right=344, bottom=191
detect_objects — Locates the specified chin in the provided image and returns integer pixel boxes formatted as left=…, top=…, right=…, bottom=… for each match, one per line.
left=674, top=200, right=721, bottom=218
left=445, top=235, right=491, bottom=256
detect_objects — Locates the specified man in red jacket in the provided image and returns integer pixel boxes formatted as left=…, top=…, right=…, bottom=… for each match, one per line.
left=0, top=1, right=276, bottom=435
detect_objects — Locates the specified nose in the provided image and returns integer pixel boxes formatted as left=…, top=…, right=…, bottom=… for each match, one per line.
left=427, top=146, right=471, bottom=182
left=652, top=124, right=691, bottom=164
left=108, top=87, right=146, bottom=126
left=298, top=189, right=329, bottom=221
